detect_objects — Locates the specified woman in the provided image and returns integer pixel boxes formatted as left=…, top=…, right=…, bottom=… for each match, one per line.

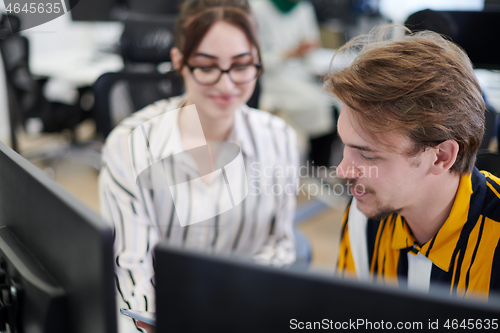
left=98, top=0, right=298, bottom=330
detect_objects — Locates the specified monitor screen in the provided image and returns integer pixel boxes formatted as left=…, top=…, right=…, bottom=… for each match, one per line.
left=126, top=0, right=183, bottom=16
left=155, top=243, right=500, bottom=332
left=0, top=141, right=116, bottom=333
left=68, top=0, right=121, bottom=21
left=438, top=10, right=500, bottom=70
left=68, top=0, right=182, bottom=21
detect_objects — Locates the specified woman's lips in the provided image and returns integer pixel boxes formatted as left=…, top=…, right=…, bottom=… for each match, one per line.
left=210, top=95, right=237, bottom=106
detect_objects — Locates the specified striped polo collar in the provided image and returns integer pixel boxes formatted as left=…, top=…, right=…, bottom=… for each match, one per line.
left=391, top=169, right=485, bottom=272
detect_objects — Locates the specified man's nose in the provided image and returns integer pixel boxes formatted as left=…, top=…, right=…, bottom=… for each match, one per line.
left=337, top=149, right=360, bottom=180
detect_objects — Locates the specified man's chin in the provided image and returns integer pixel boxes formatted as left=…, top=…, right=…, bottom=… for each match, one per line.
left=356, top=201, right=400, bottom=221
left=369, top=210, right=400, bottom=221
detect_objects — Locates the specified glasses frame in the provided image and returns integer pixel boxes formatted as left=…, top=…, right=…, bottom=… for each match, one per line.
left=186, top=63, right=262, bottom=86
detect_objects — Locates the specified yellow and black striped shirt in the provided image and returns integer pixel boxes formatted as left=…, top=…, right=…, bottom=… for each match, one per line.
left=338, top=168, right=500, bottom=299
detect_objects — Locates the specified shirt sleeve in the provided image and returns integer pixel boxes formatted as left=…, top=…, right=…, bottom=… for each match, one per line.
left=250, top=0, right=286, bottom=70
left=99, top=125, right=160, bottom=315
left=300, top=1, right=321, bottom=42
left=251, top=0, right=321, bottom=71
left=252, top=125, right=298, bottom=266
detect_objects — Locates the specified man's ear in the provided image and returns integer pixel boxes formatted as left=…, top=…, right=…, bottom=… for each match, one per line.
left=170, top=47, right=183, bottom=71
left=430, top=140, right=459, bottom=175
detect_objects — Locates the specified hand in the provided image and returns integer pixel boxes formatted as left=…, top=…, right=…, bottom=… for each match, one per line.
left=285, top=40, right=320, bottom=59
left=136, top=320, right=155, bottom=333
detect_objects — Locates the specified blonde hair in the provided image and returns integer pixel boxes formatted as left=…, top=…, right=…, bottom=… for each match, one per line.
left=325, top=25, right=485, bottom=174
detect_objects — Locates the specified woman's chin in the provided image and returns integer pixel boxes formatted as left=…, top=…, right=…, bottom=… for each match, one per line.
left=208, top=102, right=239, bottom=117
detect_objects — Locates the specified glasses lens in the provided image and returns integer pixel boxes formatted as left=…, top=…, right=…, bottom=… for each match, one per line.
left=229, top=65, right=258, bottom=84
left=192, top=67, right=222, bottom=85
left=192, top=65, right=259, bottom=85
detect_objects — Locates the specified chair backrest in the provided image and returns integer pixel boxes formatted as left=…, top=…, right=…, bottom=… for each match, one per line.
left=0, top=14, right=21, bottom=35
left=120, top=15, right=177, bottom=65
left=476, top=152, right=500, bottom=178
left=0, top=14, right=44, bottom=151
left=481, top=104, right=498, bottom=151
left=497, top=112, right=500, bottom=153
left=0, top=33, right=47, bottom=118
left=93, top=71, right=184, bottom=139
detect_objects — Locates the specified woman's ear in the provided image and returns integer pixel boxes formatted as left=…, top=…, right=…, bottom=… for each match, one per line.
left=170, top=47, right=183, bottom=70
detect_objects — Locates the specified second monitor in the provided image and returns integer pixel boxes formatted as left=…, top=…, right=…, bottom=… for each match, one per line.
left=155, top=243, right=500, bottom=332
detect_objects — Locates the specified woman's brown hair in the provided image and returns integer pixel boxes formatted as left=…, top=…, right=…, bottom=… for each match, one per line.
left=174, top=0, right=262, bottom=69
left=325, top=26, right=485, bottom=174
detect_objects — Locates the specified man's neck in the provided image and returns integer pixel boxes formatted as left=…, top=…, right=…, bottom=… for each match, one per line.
left=402, top=172, right=461, bottom=245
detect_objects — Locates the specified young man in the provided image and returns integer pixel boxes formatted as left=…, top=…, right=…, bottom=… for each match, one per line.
left=326, top=27, right=500, bottom=299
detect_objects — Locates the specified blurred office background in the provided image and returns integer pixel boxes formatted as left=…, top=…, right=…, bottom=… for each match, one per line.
left=0, top=0, right=499, bottom=273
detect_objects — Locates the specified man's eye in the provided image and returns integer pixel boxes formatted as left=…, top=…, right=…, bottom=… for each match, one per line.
left=361, top=154, right=377, bottom=161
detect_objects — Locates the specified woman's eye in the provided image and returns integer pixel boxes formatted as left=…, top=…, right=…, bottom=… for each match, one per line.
left=199, top=66, right=217, bottom=72
left=231, top=64, right=250, bottom=71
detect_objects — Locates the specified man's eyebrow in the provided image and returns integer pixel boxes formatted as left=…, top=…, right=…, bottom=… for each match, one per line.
left=346, top=144, right=377, bottom=152
left=193, top=52, right=253, bottom=60
left=337, top=131, right=378, bottom=152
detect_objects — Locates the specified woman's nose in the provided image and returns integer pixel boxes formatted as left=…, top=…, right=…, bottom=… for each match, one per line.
left=214, top=72, right=236, bottom=91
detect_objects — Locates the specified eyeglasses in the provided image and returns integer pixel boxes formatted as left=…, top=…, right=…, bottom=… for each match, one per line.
left=186, top=63, right=262, bottom=85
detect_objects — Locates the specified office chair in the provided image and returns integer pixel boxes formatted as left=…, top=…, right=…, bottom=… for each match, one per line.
left=476, top=103, right=500, bottom=177
left=480, top=104, right=498, bottom=151
left=92, top=14, right=182, bottom=138
left=476, top=152, right=500, bottom=178
left=117, top=13, right=261, bottom=108
left=120, top=14, right=177, bottom=70
left=0, top=14, right=97, bottom=170
left=93, top=71, right=185, bottom=139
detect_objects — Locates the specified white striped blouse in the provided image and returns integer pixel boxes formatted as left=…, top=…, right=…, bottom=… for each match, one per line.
left=98, top=96, right=299, bottom=313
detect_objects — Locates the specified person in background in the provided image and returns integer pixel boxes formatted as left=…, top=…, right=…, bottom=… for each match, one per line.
left=327, top=26, right=500, bottom=298
left=99, top=0, right=299, bottom=331
left=250, top=0, right=338, bottom=170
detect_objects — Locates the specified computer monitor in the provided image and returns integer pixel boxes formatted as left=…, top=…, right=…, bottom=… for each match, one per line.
left=126, top=0, right=183, bottom=16
left=438, top=10, right=500, bottom=70
left=0, top=141, right=116, bottom=333
left=155, top=243, right=500, bottom=332
left=68, top=0, right=122, bottom=21
left=69, top=0, right=181, bottom=21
